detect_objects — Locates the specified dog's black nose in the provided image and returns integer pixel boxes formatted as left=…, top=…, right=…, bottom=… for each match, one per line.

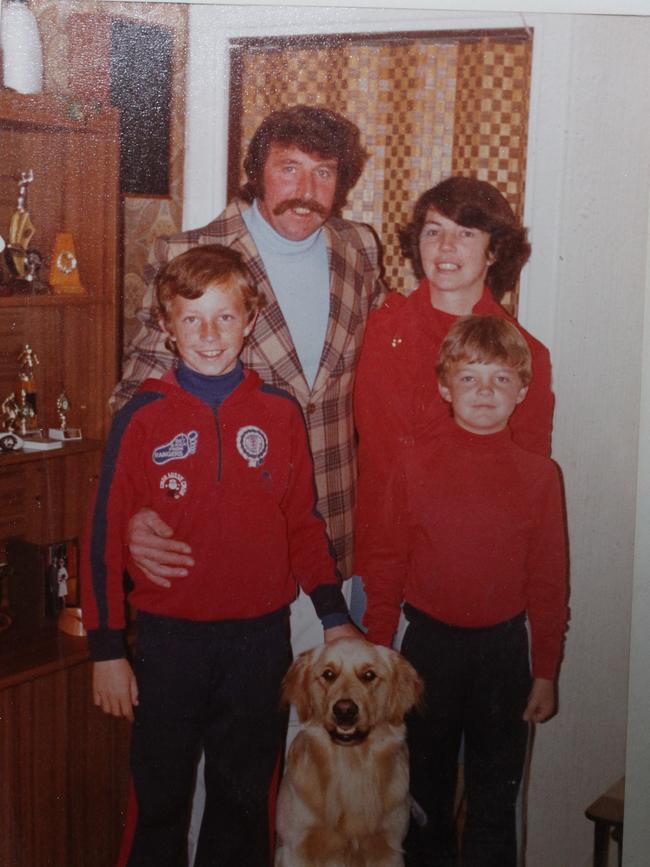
left=333, top=699, right=359, bottom=725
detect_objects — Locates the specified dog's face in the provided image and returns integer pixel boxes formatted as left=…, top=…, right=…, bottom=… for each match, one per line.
left=282, top=638, right=423, bottom=746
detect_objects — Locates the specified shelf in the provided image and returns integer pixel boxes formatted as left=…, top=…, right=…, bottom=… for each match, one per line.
left=0, top=438, right=102, bottom=468
left=0, top=89, right=118, bottom=134
left=0, top=619, right=89, bottom=690
left=0, top=293, right=101, bottom=308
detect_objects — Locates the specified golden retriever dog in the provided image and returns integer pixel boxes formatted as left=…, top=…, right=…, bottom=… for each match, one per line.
left=275, top=638, right=423, bottom=867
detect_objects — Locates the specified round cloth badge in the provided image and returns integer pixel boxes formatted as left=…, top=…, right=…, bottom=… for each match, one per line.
left=236, top=425, right=268, bottom=468
left=160, top=472, right=187, bottom=499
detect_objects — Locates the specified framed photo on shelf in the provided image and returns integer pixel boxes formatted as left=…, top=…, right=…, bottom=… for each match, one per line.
left=6, top=537, right=80, bottom=627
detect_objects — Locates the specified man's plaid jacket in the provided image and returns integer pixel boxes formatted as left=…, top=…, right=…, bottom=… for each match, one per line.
left=111, top=199, right=386, bottom=579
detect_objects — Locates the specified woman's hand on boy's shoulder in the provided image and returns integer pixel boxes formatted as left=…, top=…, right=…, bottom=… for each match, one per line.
left=523, top=677, right=556, bottom=724
left=93, top=658, right=139, bottom=722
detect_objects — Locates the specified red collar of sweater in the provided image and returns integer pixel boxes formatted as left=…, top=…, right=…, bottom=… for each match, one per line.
left=411, top=277, right=501, bottom=329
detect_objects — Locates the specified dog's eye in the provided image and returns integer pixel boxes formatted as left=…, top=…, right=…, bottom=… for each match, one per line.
left=360, top=670, right=377, bottom=683
left=321, top=668, right=337, bottom=682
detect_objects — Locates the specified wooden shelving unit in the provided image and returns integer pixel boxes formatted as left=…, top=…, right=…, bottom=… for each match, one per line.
left=0, top=90, right=120, bottom=551
left=0, top=90, right=127, bottom=867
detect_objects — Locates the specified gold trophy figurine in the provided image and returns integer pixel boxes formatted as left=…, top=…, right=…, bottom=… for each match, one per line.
left=5, top=171, right=48, bottom=294
left=49, top=390, right=82, bottom=441
left=0, top=393, right=25, bottom=452
left=16, top=389, right=37, bottom=437
left=17, top=344, right=39, bottom=429
left=8, top=170, right=35, bottom=278
left=1, top=393, right=20, bottom=432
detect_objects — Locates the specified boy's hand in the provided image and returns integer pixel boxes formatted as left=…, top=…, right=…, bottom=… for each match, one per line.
left=523, top=677, right=556, bottom=723
left=93, top=659, right=139, bottom=722
left=324, top=623, right=363, bottom=643
left=128, top=507, right=194, bottom=587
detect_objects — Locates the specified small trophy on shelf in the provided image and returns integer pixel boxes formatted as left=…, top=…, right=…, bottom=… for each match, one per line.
left=48, top=390, right=82, bottom=441
left=49, top=232, right=85, bottom=295
left=0, top=393, right=24, bottom=452
left=3, top=170, right=49, bottom=295
left=17, top=344, right=40, bottom=430
left=16, top=389, right=37, bottom=437
left=13, top=344, right=62, bottom=451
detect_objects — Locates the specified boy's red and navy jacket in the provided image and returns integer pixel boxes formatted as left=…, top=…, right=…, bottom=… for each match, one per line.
left=82, top=369, right=345, bottom=661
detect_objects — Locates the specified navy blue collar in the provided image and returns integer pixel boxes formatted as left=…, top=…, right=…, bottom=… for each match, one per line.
left=176, top=360, right=244, bottom=408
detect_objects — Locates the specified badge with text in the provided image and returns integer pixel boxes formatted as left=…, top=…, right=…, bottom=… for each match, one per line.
left=236, top=425, right=268, bottom=468
left=159, top=472, right=187, bottom=499
left=153, top=430, right=198, bottom=465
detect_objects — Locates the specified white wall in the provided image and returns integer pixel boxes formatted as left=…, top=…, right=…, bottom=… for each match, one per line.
left=624, top=183, right=650, bottom=866
left=523, top=16, right=650, bottom=867
left=183, top=8, right=650, bottom=865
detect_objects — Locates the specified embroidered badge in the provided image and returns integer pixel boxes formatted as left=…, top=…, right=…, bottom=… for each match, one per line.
left=236, top=425, right=269, bottom=468
left=152, top=431, right=198, bottom=465
left=160, top=472, right=187, bottom=499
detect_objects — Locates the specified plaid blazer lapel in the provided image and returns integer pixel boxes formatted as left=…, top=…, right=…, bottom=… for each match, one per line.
left=225, top=204, right=311, bottom=402
left=311, top=222, right=359, bottom=398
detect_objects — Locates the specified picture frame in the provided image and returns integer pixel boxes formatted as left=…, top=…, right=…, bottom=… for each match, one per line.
left=6, top=536, right=80, bottom=627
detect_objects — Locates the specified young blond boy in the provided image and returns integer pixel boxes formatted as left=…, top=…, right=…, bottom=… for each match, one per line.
left=361, top=315, right=568, bottom=867
left=82, top=244, right=354, bottom=867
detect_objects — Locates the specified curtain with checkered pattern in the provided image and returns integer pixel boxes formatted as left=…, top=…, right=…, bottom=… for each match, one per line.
left=231, top=32, right=532, bottom=314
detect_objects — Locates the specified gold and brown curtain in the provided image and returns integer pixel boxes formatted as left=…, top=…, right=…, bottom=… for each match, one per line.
left=229, top=29, right=532, bottom=314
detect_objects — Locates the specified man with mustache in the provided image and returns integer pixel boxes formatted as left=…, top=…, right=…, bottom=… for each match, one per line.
left=112, top=105, right=384, bottom=652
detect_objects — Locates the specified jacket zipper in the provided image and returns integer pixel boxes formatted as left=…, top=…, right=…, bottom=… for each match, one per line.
left=213, top=406, right=222, bottom=482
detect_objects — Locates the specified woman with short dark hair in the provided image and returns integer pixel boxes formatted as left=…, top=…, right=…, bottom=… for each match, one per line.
left=354, top=174, right=554, bottom=568
left=354, top=178, right=557, bottom=867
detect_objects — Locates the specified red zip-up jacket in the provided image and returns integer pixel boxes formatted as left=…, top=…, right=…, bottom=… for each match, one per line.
left=361, top=423, right=568, bottom=680
left=82, top=370, right=344, bottom=660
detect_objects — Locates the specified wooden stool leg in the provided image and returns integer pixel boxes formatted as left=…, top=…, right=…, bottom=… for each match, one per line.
left=593, top=822, right=610, bottom=867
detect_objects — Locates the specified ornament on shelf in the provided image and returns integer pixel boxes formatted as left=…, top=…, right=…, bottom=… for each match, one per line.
left=4, top=170, right=49, bottom=294
left=0, top=0, right=44, bottom=95
left=1, top=392, right=20, bottom=433
left=50, top=232, right=85, bottom=294
left=17, top=343, right=39, bottom=428
left=49, top=389, right=82, bottom=441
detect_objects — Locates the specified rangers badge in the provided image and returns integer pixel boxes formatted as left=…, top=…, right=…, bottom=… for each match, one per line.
left=160, top=472, right=187, bottom=499
left=236, top=425, right=268, bottom=468
left=153, top=431, right=198, bottom=465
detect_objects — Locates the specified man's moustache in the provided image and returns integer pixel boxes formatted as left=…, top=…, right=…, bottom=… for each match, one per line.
left=273, top=199, right=329, bottom=218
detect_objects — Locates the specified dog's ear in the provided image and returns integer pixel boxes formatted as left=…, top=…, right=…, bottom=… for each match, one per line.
left=281, top=649, right=316, bottom=722
left=385, top=650, right=424, bottom=724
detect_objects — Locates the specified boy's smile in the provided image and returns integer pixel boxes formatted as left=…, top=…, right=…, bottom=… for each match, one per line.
left=161, top=284, right=255, bottom=377
left=438, top=361, right=528, bottom=435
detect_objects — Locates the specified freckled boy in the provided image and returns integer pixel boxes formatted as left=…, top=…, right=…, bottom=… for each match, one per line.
left=82, top=244, right=355, bottom=867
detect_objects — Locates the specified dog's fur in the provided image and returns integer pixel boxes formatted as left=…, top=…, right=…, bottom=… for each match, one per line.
left=275, top=638, right=423, bottom=867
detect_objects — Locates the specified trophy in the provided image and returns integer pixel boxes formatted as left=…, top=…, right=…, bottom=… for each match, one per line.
left=16, top=390, right=37, bottom=437
left=17, top=344, right=39, bottom=429
left=1, top=392, right=20, bottom=432
left=3, top=170, right=49, bottom=295
left=50, top=233, right=85, bottom=295
left=49, top=390, right=82, bottom=441
left=0, top=393, right=24, bottom=451
left=12, top=345, right=63, bottom=449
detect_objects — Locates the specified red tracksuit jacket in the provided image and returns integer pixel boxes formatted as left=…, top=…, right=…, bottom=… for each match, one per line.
left=82, top=370, right=342, bottom=660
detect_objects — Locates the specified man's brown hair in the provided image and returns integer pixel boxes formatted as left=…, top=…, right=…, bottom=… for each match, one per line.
left=241, top=105, right=368, bottom=214
left=436, top=315, right=532, bottom=386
